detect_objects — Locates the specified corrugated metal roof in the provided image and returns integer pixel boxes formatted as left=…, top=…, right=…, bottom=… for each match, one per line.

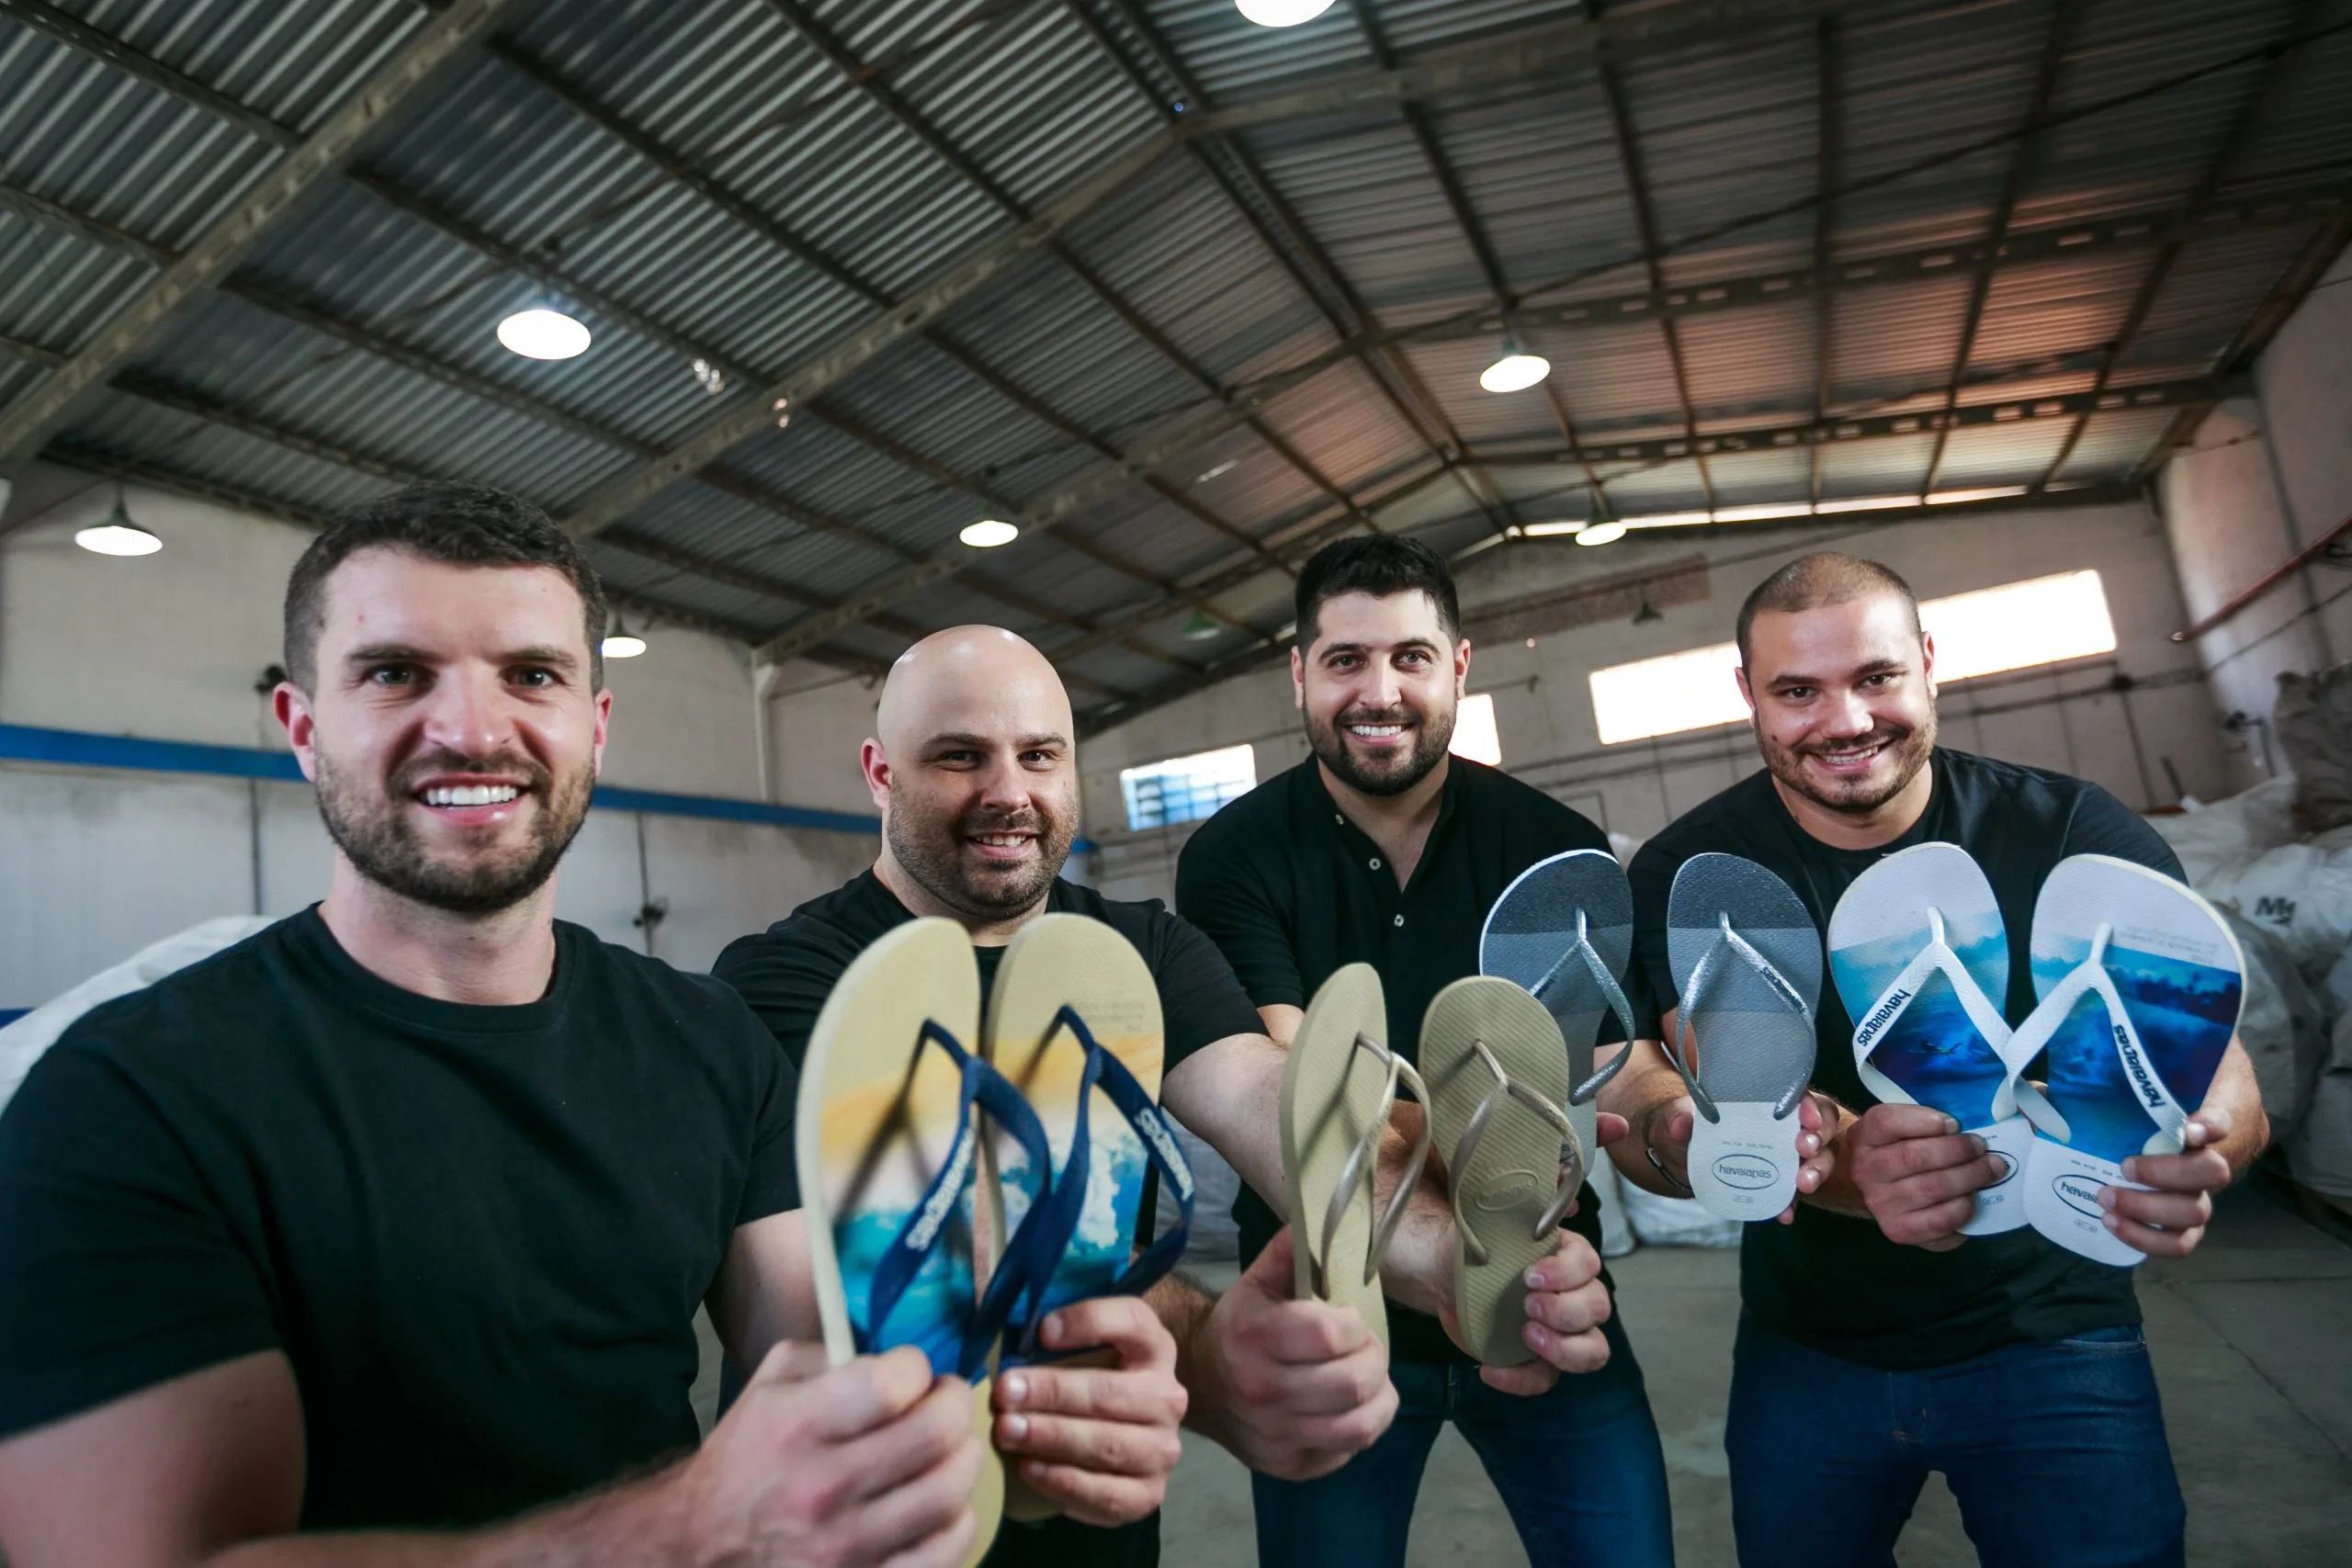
left=1, top=0, right=2344, bottom=715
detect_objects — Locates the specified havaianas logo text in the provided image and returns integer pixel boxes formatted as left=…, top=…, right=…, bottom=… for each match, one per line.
left=1133, top=1106, right=1196, bottom=1201
left=2052, top=1172, right=2105, bottom=1218
left=1853, top=987, right=1912, bottom=1049
left=2114, top=1022, right=2167, bottom=1111
left=1474, top=1172, right=1543, bottom=1213
left=905, top=1121, right=976, bottom=1254
left=1713, top=1154, right=1778, bottom=1190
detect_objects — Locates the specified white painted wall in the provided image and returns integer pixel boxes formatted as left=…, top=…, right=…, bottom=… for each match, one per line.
left=0, top=473, right=880, bottom=1010
left=2158, top=245, right=2352, bottom=786
left=1082, top=499, right=2226, bottom=907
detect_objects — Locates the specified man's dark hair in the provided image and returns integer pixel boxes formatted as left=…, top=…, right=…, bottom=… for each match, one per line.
left=1736, top=552, right=1922, bottom=667
left=283, top=483, right=609, bottom=692
left=1294, top=535, right=1462, bottom=651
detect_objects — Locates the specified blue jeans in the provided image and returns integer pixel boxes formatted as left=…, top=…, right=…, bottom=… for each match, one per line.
left=1250, top=1313, right=1674, bottom=1568
left=1725, top=1315, right=2184, bottom=1568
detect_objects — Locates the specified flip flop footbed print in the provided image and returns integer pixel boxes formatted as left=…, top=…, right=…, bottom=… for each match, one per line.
left=1479, top=848, right=1637, bottom=1157
left=1828, top=841, right=2030, bottom=1235
left=2018, top=854, right=2243, bottom=1267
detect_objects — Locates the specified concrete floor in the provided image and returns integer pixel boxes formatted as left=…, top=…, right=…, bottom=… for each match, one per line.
left=1160, top=1181, right=2352, bottom=1566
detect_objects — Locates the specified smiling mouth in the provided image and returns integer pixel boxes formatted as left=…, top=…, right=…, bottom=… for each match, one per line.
left=419, top=784, right=524, bottom=807
left=1346, top=722, right=1411, bottom=741
left=967, top=830, right=1037, bottom=858
left=1806, top=739, right=1891, bottom=769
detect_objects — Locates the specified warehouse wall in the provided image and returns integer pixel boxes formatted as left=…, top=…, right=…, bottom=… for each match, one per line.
left=2158, top=245, right=2352, bottom=778
left=1081, top=498, right=2226, bottom=907
left=0, top=475, right=879, bottom=1011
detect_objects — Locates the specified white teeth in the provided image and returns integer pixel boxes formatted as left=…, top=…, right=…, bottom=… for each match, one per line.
left=1349, top=724, right=1406, bottom=738
left=974, top=833, right=1031, bottom=847
left=422, top=784, right=521, bottom=807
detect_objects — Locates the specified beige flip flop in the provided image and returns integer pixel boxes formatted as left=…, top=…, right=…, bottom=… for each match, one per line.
left=981, top=911, right=1174, bottom=1521
left=1281, top=963, right=1433, bottom=1348
left=1421, top=976, right=1581, bottom=1368
left=796, top=916, right=1006, bottom=1566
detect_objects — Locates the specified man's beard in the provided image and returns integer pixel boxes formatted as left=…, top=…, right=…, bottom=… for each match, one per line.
left=1306, top=700, right=1456, bottom=798
left=1758, top=708, right=1937, bottom=815
left=886, top=794, right=1074, bottom=921
left=312, top=745, right=591, bottom=915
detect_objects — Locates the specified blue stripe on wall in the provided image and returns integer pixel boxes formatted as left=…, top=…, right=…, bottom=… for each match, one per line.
left=0, top=723, right=1094, bottom=852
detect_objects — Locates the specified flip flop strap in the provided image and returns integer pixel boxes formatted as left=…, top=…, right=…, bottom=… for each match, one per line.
left=862, top=1020, right=1054, bottom=1379
left=1530, top=908, right=1642, bottom=1107
left=1446, top=1037, right=1581, bottom=1268
left=1311, top=1032, right=1435, bottom=1296
left=2048, top=927, right=2192, bottom=1147
left=1001, top=1005, right=1200, bottom=1360
left=1854, top=908, right=2010, bottom=1067
left=1677, top=915, right=1816, bottom=1122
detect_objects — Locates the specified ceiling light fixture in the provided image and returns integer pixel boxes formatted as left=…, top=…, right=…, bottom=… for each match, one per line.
left=1519, top=520, right=1587, bottom=538
left=1478, top=337, right=1551, bottom=394
left=959, top=518, right=1018, bottom=548
left=602, top=613, right=648, bottom=660
left=1182, top=610, right=1222, bottom=641
left=1238, top=0, right=1336, bottom=26
left=1576, top=521, right=1629, bottom=547
left=496, top=307, right=591, bottom=361
left=74, top=487, right=161, bottom=557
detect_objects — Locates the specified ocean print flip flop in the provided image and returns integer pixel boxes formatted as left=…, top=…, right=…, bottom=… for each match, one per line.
left=1282, top=963, right=1433, bottom=1350
left=797, top=917, right=1054, bottom=1564
left=1667, top=853, right=1823, bottom=1222
left=1479, top=848, right=1639, bottom=1159
left=1828, top=842, right=2031, bottom=1235
left=2010, top=855, right=2245, bottom=1267
left=1420, top=976, right=1580, bottom=1367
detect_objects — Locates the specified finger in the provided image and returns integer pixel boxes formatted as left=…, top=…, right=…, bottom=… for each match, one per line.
left=1877, top=1192, right=1977, bottom=1248
left=1593, top=1111, right=1631, bottom=1147
left=1523, top=1320, right=1611, bottom=1375
left=1876, top=1156, right=2003, bottom=1212
left=1524, top=1233, right=1603, bottom=1293
left=2104, top=1185, right=2213, bottom=1234
left=1224, top=1344, right=1392, bottom=1419
left=995, top=1404, right=1185, bottom=1477
left=1664, top=1108, right=1694, bottom=1149
left=1240, top=1299, right=1377, bottom=1365
left=2184, top=1105, right=2233, bottom=1145
left=792, top=1348, right=938, bottom=1440
left=823, top=1376, right=980, bottom=1505
left=1523, top=1280, right=1611, bottom=1337
left=998, top=1361, right=1185, bottom=1427
left=1036, top=1295, right=1177, bottom=1370
left=1479, top=1359, right=1560, bottom=1396
left=1268, top=1371, right=1399, bottom=1450
left=2120, top=1149, right=2231, bottom=1193
left=1241, top=1226, right=1300, bottom=1297
left=1865, top=1132, right=1986, bottom=1179
left=1858, top=1106, right=1965, bottom=1146
left=878, top=1506, right=980, bottom=1568
left=831, top=1419, right=983, bottom=1558
left=2103, top=1207, right=2205, bottom=1258
left=1013, top=1459, right=1168, bottom=1529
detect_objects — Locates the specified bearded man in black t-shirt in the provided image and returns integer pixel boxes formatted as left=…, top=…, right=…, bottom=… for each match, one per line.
left=0, top=486, right=1182, bottom=1568
left=716, top=625, right=1412, bottom=1568
left=1601, top=552, right=2268, bottom=1568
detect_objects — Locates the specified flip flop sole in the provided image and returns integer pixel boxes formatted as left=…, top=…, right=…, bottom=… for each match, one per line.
left=796, top=917, right=1002, bottom=1564
left=1828, top=841, right=2027, bottom=1236
left=1422, top=976, right=1576, bottom=1367
left=1480, top=848, right=1634, bottom=1156
left=2018, top=855, right=2244, bottom=1267
left=983, top=914, right=1163, bottom=1522
left=1281, top=964, right=1392, bottom=1348
left=1668, top=853, right=1821, bottom=1224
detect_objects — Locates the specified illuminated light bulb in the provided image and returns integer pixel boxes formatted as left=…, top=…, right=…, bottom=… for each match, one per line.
left=960, top=519, right=1019, bottom=548
left=496, top=308, right=591, bottom=360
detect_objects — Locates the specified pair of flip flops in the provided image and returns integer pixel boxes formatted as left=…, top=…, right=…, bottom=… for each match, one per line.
left=1830, top=847, right=2245, bottom=1265
left=1282, top=850, right=1635, bottom=1368
left=796, top=914, right=1195, bottom=1560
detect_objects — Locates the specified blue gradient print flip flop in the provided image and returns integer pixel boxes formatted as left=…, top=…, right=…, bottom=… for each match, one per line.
left=1828, top=842, right=2030, bottom=1235
left=2011, top=855, right=2244, bottom=1267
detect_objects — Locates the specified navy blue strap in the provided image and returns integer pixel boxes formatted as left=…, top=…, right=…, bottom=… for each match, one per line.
left=1001, top=1005, right=1196, bottom=1361
left=858, top=1019, right=1057, bottom=1380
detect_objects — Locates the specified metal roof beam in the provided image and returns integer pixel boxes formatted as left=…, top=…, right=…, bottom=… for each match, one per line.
left=2041, top=0, right=2326, bottom=492
left=1920, top=0, right=2082, bottom=493
left=1808, top=15, right=1838, bottom=504
left=0, top=0, right=522, bottom=475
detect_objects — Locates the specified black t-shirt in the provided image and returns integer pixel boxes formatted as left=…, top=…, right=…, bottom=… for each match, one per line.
left=1626, top=748, right=2184, bottom=1371
left=0, top=908, right=799, bottom=1530
left=1176, top=756, right=1615, bottom=1367
left=714, top=870, right=1260, bottom=1568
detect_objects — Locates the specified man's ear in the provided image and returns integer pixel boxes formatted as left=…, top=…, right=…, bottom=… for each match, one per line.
left=1919, top=631, right=1939, bottom=699
left=590, top=687, right=613, bottom=779
left=1735, top=663, right=1757, bottom=716
left=1290, top=645, right=1306, bottom=711
left=1454, top=637, right=1471, bottom=696
left=275, top=682, right=320, bottom=784
left=859, top=738, right=891, bottom=813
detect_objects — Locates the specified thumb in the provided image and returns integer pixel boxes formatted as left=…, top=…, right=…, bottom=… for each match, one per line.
left=1245, top=1225, right=1303, bottom=1299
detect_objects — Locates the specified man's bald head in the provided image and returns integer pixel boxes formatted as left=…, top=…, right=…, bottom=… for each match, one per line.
left=864, top=626, right=1079, bottom=930
left=876, top=626, right=1072, bottom=754
left=1736, top=552, right=1920, bottom=667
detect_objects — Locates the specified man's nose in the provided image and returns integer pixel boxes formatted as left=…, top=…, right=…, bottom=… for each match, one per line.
left=420, top=667, right=514, bottom=759
left=1817, top=686, right=1876, bottom=738
left=974, top=751, right=1029, bottom=808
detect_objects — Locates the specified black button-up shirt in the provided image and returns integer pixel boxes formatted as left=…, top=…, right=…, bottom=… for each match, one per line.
left=1176, top=755, right=1611, bottom=1365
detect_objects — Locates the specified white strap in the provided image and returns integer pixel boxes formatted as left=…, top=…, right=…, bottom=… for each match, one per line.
left=2007, top=923, right=2190, bottom=1151
left=1849, top=907, right=2016, bottom=1113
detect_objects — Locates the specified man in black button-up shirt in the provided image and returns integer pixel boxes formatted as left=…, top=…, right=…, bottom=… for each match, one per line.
left=1178, top=536, right=1673, bottom=1568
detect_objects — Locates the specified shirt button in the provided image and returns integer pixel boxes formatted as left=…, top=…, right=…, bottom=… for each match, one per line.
left=1393, top=914, right=1406, bottom=928
left=1334, top=813, right=1345, bottom=826
left=1369, top=856, right=1382, bottom=870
